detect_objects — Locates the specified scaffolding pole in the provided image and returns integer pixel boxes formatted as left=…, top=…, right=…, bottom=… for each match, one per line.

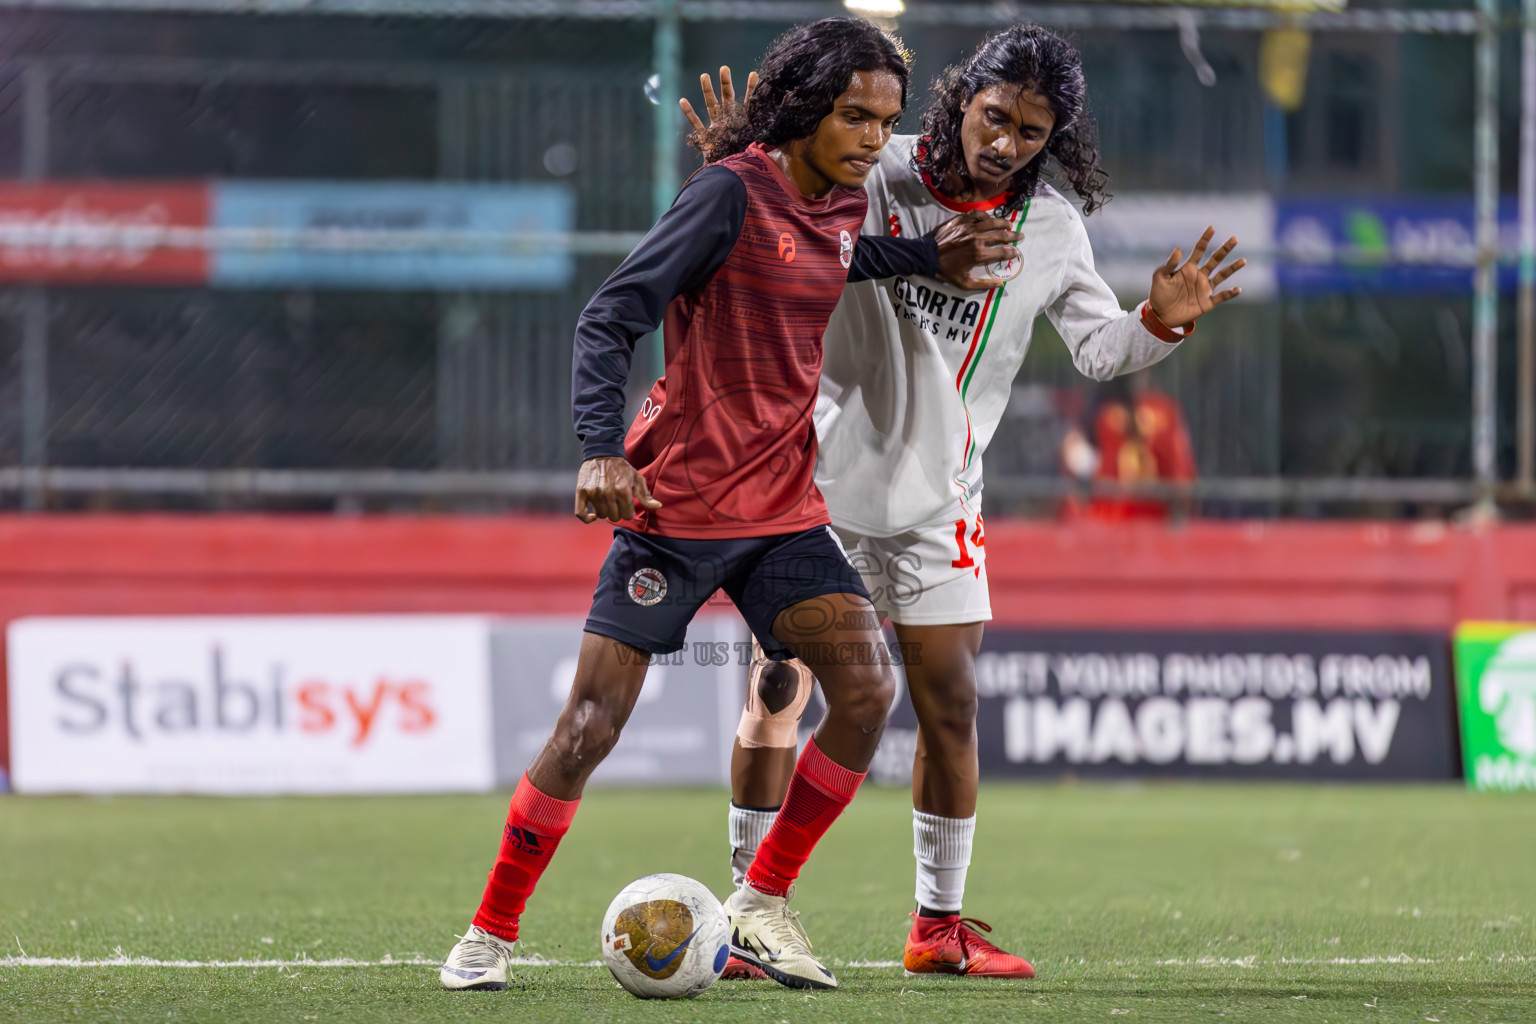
left=1521, top=0, right=1536, bottom=492
left=0, top=0, right=1487, bottom=34
left=648, top=0, right=681, bottom=379
left=1473, top=0, right=1500, bottom=509
left=652, top=0, right=681, bottom=222
left=19, top=62, right=49, bottom=512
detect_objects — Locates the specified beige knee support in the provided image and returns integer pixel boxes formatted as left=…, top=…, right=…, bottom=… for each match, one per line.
left=736, top=638, right=814, bottom=748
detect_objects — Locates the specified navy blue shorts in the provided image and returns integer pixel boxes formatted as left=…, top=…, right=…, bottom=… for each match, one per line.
left=584, top=525, right=871, bottom=661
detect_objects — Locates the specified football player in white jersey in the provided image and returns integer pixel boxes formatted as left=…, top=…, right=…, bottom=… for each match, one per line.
left=682, top=23, right=1245, bottom=979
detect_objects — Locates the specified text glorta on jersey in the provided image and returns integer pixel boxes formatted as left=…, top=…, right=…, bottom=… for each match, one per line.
left=889, top=275, right=986, bottom=342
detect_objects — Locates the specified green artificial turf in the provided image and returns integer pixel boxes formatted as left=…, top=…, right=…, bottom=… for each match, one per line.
left=0, top=784, right=1531, bottom=1023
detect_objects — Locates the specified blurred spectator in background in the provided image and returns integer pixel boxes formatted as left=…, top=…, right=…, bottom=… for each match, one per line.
left=1061, top=369, right=1196, bottom=520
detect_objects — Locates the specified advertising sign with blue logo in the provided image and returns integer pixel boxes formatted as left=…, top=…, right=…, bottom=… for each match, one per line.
left=1277, top=196, right=1519, bottom=295
left=211, top=181, right=575, bottom=290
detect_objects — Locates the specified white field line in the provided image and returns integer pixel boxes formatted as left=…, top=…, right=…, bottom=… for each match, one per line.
left=0, top=954, right=591, bottom=969
left=2, top=953, right=1528, bottom=970
left=1148, top=954, right=1531, bottom=967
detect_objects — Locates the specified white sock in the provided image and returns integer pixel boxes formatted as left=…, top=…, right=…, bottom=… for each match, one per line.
left=913, top=810, right=975, bottom=913
left=728, top=803, right=778, bottom=888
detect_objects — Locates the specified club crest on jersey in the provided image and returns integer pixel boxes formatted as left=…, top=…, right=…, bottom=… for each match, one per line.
left=987, top=251, right=1022, bottom=282
left=627, top=567, right=667, bottom=606
left=839, top=229, right=854, bottom=269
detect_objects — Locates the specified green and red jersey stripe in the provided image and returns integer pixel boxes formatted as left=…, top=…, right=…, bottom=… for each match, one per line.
left=952, top=200, right=1030, bottom=497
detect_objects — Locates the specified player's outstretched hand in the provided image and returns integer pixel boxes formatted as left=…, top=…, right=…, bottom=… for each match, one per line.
left=574, top=457, right=662, bottom=524
left=931, top=210, right=1022, bottom=291
left=1148, top=226, right=1246, bottom=328
left=679, top=65, right=758, bottom=137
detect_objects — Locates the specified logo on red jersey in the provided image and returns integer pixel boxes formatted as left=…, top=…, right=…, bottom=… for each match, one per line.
left=778, top=233, right=796, bottom=262
left=889, top=213, right=902, bottom=237
left=839, top=229, right=853, bottom=269
left=627, top=567, right=668, bottom=606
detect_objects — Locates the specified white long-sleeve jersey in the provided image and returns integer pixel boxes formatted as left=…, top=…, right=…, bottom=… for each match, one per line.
left=814, top=133, right=1186, bottom=537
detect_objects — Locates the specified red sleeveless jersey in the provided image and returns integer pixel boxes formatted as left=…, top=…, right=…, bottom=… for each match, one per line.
left=624, top=144, right=868, bottom=538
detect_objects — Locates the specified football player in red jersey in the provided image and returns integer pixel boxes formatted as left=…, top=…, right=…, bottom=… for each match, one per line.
left=438, top=18, right=1018, bottom=995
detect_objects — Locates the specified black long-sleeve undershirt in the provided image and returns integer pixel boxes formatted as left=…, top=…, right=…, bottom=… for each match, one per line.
left=571, top=165, right=939, bottom=461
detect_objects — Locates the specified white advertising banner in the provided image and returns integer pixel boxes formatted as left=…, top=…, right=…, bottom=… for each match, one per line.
left=488, top=615, right=745, bottom=787
left=7, top=615, right=497, bottom=794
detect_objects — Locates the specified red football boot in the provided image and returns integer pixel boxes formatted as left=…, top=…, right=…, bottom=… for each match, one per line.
left=719, top=954, right=770, bottom=980
left=902, top=912, right=1035, bottom=979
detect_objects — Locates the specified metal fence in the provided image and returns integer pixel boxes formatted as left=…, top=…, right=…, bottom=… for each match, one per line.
left=0, top=0, right=1530, bottom=517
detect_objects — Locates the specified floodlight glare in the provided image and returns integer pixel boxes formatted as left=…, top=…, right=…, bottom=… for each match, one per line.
left=844, top=0, right=906, bottom=16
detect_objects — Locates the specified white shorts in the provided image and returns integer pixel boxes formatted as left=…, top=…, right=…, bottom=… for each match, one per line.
left=832, top=510, right=991, bottom=626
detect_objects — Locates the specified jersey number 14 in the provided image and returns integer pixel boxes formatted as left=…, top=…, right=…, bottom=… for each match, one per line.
left=951, top=516, right=985, bottom=571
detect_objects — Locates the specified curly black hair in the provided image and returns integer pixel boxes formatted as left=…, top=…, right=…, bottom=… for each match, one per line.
left=690, top=17, right=910, bottom=163
left=915, top=24, right=1110, bottom=216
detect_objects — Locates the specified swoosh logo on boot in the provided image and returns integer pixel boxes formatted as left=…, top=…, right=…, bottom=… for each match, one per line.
left=733, top=930, right=780, bottom=963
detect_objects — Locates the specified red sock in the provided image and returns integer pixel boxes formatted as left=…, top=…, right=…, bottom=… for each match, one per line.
left=746, top=738, right=866, bottom=897
left=472, top=774, right=579, bottom=942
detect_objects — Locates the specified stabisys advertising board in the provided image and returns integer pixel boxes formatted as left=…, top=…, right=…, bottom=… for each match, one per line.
left=7, top=615, right=498, bottom=794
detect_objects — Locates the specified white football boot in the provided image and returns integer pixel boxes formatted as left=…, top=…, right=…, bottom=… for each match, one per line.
left=723, top=884, right=838, bottom=990
left=439, top=924, right=517, bottom=991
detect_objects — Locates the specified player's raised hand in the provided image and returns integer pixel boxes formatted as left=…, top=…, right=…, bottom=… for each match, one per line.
left=1148, top=226, right=1245, bottom=328
left=574, top=456, right=662, bottom=524
left=679, top=65, right=759, bottom=136
left=931, top=210, right=1023, bottom=291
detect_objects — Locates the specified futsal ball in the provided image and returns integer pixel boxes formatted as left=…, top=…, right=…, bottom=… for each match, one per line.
left=600, top=873, right=730, bottom=999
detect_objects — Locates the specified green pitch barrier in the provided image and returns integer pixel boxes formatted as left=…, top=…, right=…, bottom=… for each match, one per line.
left=0, top=785, right=1530, bottom=1023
